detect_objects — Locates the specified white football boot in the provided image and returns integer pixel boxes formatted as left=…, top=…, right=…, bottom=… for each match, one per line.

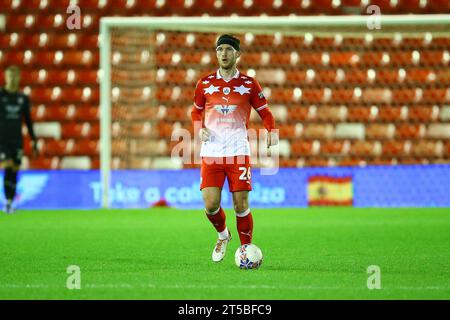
left=212, top=231, right=232, bottom=262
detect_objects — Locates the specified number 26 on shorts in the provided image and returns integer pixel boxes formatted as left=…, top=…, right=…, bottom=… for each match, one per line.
left=238, top=167, right=251, bottom=181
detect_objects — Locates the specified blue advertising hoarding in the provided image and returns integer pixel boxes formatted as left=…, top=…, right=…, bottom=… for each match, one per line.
left=0, top=165, right=449, bottom=209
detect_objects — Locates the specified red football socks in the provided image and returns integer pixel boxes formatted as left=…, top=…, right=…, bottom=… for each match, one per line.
left=205, top=206, right=227, bottom=234
left=236, top=209, right=253, bottom=245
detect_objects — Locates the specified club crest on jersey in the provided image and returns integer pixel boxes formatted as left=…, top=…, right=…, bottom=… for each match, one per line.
left=223, top=87, right=230, bottom=95
left=214, top=104, right=237, bottom=116
left=18, top=97, right=24, bottom=104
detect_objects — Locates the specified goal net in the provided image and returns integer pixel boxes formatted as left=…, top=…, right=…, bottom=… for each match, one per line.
left=99, top=15, right=450, bottom=207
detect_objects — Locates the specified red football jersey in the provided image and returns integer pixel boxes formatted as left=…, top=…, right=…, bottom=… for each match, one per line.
left=193, top=69, right=268, bottom=157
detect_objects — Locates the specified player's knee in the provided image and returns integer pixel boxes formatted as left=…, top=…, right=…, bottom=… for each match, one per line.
left=233, top=202, right=248, bottom=214
left=205, top=201, right=220, bottom=214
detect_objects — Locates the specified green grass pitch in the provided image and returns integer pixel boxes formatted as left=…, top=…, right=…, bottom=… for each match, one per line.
left=0, top=208, right=449, bottom=299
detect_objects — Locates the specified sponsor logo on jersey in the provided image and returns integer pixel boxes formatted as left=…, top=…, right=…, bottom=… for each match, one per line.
left=6, top=105, right=20, bottom=113
left=214, top=104, right=237, bottom=116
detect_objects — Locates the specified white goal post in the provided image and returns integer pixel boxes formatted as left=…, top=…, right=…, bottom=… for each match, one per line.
left=99, top=14, right=450, bottom=208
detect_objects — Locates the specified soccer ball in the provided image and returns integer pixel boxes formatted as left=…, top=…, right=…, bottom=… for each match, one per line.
left=234, top=244, right=263, bottom=269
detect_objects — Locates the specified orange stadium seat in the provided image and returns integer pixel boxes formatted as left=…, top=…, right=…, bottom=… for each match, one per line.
left=127, top=122, right=158, bottom=138
left=165, top=106, right=189, bottom=121
left=34, top=14, right=66, bottom=31
left=320, top=140, right=345, bottom=155
left=32, top=105, right=67, bottom=121
left=378, top=107, right=404, bottom=122
left=311, top=37, right=335, bottom=49
left=288, top=107, right=309, bottom=122
left=350, top=141, right=379, bottom=157
left=154, top=52, right=174, bottom=66
left=315, top=70, right=335, bottom=85
left=299, top=52, right=322, bottom=66
left=20, top=70, right=40, bottom=85
left=90, top=157, right=100, bottom=169
left=73, top=140, right=99, bottom=156
left=61, top=122, right=99, bottom=139
left=405, top=69, right=430, bottom=84
left=338, top=158, right=362, bottom=167
left=60, top=51, right=99, bottom=68
left=58, top=88, right=99, bottom=104
left=436, top=69, right=450, bottom=85
left=41, top=139, right=73, bottom=156
left=45, top=71, right=71, bottom=85
left=156, top=122, right=173, bottom=139
left=74, top=70, right=98, bottom=85
left=76, top=0, right=105, bottom=11
left=77, top=34, right=99, bottom=50
left=408, top=106, right=438, bottom=122
left=183, top=52, right=204, bottom=65
left=301, top=124, right=334, bottom=140
left=422, top=88, right=448, bottom=104
left=269, top=53, right=291, bottom=65
left=370, top=158, right=395, bottom=166
left=396, top=123, right=424, bottom=139
left=316, top=106, right=345, bottom=122
left=304, top=158, right=329, bottom=167
left=365, top=124, right=395, bottom=140
left=344, top=70, right=366, bottom=85
left=346, top=107, right=370, bottom=122
left=239, top=52, right=262, bottom=66
left=390, top=52, right=415, bottom=66
left=445, top=141, right=450, bottom=157
left=279, top=159, right=298, bottom=167
left=331, top=88, right=353, bottom=103
left=161, top=70, right=187, bottom=85
left=421, top=51, right=448, bottom=66
left=382, top=141, right=405, bottom=157
left=278, top=124, right=296, bottom=138
left=28, top=157, right=60, bottom=170
left=270, top=88, right=293, bottom=104
left=410, top=141, right=442, bottom=158
left=301, top=89, right=323, bottom=104
left=285, top=70, right=307, bottom=83
left=44, top=33, right=78, bottom=49
left=329, top=52, right=358, bottom=67
left=376, top=69, right=399, bottom=84
left=30, top=88, right=55, bottom=104
left=32, top=51, right=58, bottom=67
left=252, top=35, right=276, bottom=48
left=392, top=88, right=417, bottom=104
left=0, top=51, right=28, bottom=67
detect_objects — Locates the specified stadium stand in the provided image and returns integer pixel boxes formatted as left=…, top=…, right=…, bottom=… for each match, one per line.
left=0, top=0, right=449, bottom=169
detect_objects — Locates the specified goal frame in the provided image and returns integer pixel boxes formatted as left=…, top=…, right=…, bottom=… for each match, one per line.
left=99, top=14, right=450, bottom=208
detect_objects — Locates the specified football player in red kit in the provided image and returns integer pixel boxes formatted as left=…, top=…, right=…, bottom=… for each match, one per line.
left=191, top=34, right=278, bottom=262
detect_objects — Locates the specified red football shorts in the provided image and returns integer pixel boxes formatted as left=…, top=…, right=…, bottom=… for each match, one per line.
left=200, top=156, right=252, bottom=192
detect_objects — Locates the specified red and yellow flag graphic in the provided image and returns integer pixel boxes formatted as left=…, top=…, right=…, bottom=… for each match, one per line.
left=307, top=176, right=353, bottom=206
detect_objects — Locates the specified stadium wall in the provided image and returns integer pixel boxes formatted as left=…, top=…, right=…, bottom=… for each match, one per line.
left=1, top=165, right=449, bottom=209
